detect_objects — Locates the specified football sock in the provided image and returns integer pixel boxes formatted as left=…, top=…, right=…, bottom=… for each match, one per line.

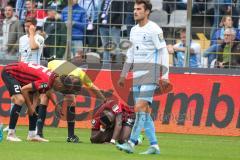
left=29, top=112, right=38, bottom=131
left=144, top=113, right=158, bottom=146
left=9, top=104, right=22, bottom=129
left=36, top=104, right=47, bottom=136
left=129, top=112, right=146, bottom=146
left=67, top=106, right=75, bottom=137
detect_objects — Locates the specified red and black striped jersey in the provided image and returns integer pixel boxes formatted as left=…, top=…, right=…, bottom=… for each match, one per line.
left=3, top=62, right=57, bottom=93
left=91, top=100, right=134, bottom=130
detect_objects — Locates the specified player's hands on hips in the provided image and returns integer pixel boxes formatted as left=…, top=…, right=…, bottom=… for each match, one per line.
left=118, top=77, right=125, bottom=87
left=29, top=25, right=36, bottom=35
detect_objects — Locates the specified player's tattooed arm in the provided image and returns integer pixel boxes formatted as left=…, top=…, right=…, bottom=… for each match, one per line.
left=21, top=83, right=36, bottom=115
left=111, top=113, right=123, bottom=143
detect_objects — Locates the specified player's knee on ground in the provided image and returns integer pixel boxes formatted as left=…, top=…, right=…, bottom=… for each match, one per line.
left=11, top=94, right=25, bottom=105
left=135, top=100, right=149, bottom=112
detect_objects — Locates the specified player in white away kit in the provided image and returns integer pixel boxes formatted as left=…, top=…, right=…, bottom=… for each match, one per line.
left=117, top=0, right=169, bottom=154
left=19, top=17, right=44, bottom=64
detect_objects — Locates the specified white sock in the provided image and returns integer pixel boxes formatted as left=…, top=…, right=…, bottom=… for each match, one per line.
left=152, top=144, right=160, bottom=150
left=128, top=140, right=135, bottom=148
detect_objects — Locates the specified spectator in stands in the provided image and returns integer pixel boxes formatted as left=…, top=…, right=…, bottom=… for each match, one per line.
left=79, top=0, right=102, bottom=52
left=210, top=28, right=240, bottom=68
left=42, top=6, right=67, bottom=59
left=61, top=0, right=87, bottom=58
left=211, top=0, right=239, bottom=38
left=167, top=28, right=201, bottom=68
left=25, top=0, right=47, bottom=30
left=1, top=5, right=24, bottom=60
left=204, top=15, right=240, bottom=66
left=99, top=0, right=124, bottom=64
left=19, top=17, right=44, bottom=64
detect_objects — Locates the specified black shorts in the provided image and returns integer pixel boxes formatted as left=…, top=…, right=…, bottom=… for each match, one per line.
left=123, top=118, right=135, bottom=128
left=1, top=69, right=22, bottom=96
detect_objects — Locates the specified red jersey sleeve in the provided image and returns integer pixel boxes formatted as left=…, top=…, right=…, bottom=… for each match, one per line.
left=32, top=79, right=49, bottom=93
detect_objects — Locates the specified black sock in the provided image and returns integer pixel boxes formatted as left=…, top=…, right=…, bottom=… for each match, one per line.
left=9, top=104, right=22, bottom=129
left=67, top=106, right=75, bottom=137
left=29, top=112, right=38, bottom=131
left=36, top=104, right=47, bottom=136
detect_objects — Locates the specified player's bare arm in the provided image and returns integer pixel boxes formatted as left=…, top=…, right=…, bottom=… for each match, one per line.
left=110, top=114, right=123, bottom=144
left=46, top=90, right=58, bottom=107
left=21, top=83, right=36, bottom=115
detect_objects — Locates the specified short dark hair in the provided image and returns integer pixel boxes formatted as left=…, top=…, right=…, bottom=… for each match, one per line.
left=135, top=0, right=152, bottom=12
left=25, top=17, right=37, bottom=25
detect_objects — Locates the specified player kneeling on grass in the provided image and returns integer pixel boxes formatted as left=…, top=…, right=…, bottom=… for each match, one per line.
left=1, top=62, right=67, bottom=142
left=90, top=100, right=143, bottom=145
left=35, top=60, right=106, bottom=143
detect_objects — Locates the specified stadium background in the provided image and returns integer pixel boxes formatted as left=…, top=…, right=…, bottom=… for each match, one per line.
left=0, top=0, right=240, bottom=136
left=0, top=1, right=239, bottom=160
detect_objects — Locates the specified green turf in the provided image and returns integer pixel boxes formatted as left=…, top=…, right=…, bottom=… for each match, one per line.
left=0, top=126, right=239, bottom=160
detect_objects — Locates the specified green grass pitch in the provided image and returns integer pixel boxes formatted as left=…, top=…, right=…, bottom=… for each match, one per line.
left=0, top=126, right=239, bottom=160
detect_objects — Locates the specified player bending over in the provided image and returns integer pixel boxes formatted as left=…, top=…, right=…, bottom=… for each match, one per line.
left=1, top=62, right=67, bottom=142
left=90, top=100, right=143, bottom=145
left=35, top=60, right=106, bottom=143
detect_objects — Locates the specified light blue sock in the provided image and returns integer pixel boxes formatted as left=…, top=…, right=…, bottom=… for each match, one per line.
left=129, top=112, right=147, bottom=145
left=144, top=113, right=158, bottom=145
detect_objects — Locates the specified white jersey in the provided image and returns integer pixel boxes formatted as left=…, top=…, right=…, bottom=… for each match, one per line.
left=122, top=21, right=169, bottom=85
left=19, top=34, right=44, bottom=64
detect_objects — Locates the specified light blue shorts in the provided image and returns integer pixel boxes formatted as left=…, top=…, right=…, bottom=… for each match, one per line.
left=132, top=84, right=157, bottom=104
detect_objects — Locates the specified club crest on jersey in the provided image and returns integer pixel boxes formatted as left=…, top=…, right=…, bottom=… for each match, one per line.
left=112, top=104, right=119, bottom=112
left=40, top=83, right=48, bottom=89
